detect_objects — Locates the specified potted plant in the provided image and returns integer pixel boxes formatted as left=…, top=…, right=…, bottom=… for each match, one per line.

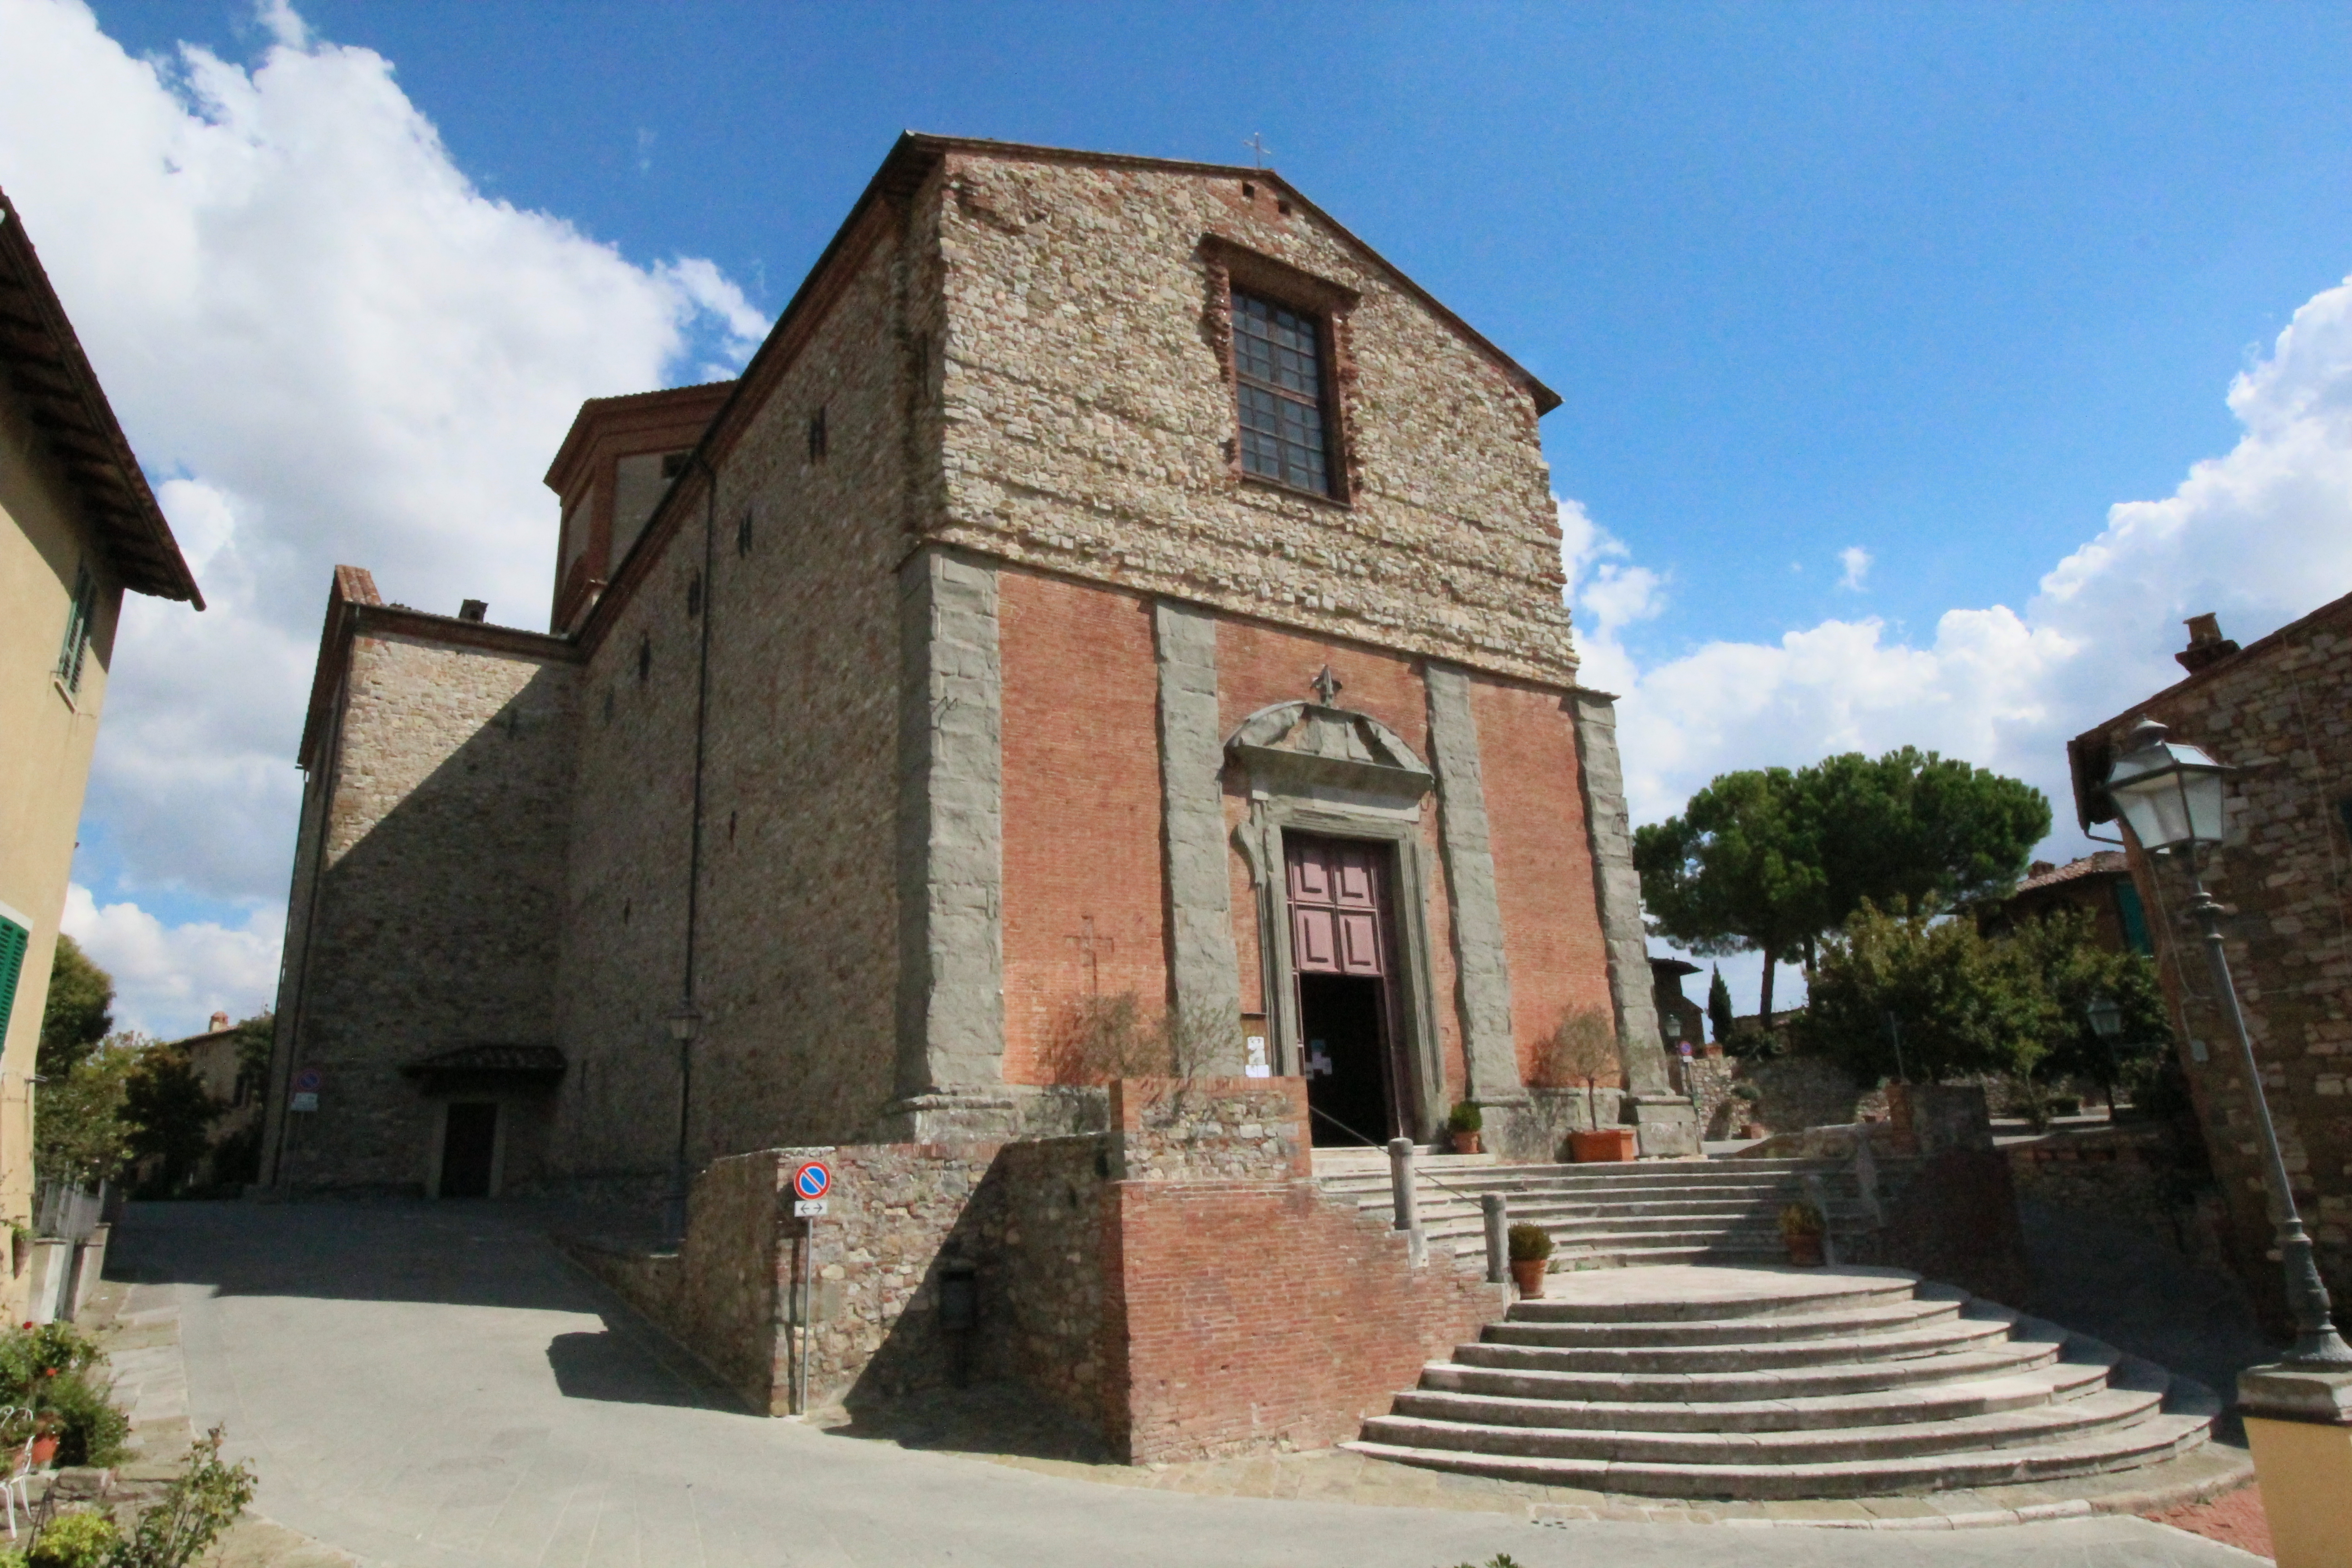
left=1507, top=1222, right=1553, bottom=1297
left=1779, top=1200, right=1827, bottom=1267
left=1546, top=1009, right=1638, bottom=1162
left=1446, top=1102, right=1483, bottom=1155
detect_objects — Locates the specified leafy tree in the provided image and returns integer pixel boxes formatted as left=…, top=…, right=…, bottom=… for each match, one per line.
left=1636, top=749, right=2050, bottom=1020
left=2005, top=910, right=2170, bottom=1108
left=124, top=1046, right=223, bottom=1196
left=34, top=1037, right=142, bottom=1187
left=37, top=935, right=112, bottom=1077
left=1706, top=965, right=1735, bottom=1045
left=1796, top=902, right=2055, bottom=1084
left=227, top=1011, right=275, bottom=1102
left=1633, top=768, right=1823, bottom=1021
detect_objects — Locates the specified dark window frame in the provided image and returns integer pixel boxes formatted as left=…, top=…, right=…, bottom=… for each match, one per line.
left=1232, top=290, right=1336, bottom=496
left=1202, top=235, right=1360, bottom=507
left=54, top=559, right=98, bottom=695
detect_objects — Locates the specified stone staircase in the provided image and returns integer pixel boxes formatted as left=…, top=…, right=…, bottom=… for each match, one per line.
left=1346, top=1263, right=2222, bottom=1500
left=1312, top=1148, right=1898, bottom=1269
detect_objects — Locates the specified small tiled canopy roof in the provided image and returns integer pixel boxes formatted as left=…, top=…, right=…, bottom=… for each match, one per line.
left=2013, top=851, right=2128, bottom=894
left=401, top=1044, right=567, bottom=1094
left=0, top=188, right=201, bottom=606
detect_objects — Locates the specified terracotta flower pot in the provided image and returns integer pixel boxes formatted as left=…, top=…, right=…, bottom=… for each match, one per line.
left=31, top=1434, right=58, bottom=1469
left=1740, top=1121, right=1768, bottom=1140
left=1509, top=1257, right=1548, bottom=1298
left=1784, top=1233, right=1825, bottom=1268
left=1449, top=1130, right=1482, bottom=1155
left=1569, top=1128, right=1638, bottom=1163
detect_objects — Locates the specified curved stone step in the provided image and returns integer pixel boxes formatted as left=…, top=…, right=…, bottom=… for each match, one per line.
left=1475, top=1312, right=2015, bottom=1371
left=1353, top=1407, right=2215, bottom=1499
left=1501, top=1267, right=1921, bottom=1322
left=1390, top=1361, right=2118, bottom=1434
left=1361, top=1383, right=2165, bottom=1468
left=1433, top=1339, right=2061, bottom=1403
left=1477, top=1296, right=1960, bottom=1347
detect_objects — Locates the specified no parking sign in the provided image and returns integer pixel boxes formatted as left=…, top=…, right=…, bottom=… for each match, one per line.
left=792, top=1159, right=832, bottom=1216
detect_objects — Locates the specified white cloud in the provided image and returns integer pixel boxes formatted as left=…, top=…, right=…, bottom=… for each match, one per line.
left=1582, top=272, right=2352, bottom=1011
left=0, top=0, right=765, bottom=1035
left=1837, top=545, right=1872, bottom=591
left=60, top=885, right=283, bottom=1039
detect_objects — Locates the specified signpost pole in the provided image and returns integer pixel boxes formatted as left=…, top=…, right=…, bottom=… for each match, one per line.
left=798, top=1214, right=813, bottom=1417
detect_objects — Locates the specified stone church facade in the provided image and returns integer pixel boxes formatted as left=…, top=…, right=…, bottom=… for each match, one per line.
left=262, top=135, right=1685, bottom=1196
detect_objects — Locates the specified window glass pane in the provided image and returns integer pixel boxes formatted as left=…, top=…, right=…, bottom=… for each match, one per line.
left=1231, top=290, right=1332, bottom=494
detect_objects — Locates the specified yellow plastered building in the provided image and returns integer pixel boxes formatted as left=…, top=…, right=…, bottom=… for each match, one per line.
left=0, top=187, right=201, bottom=1316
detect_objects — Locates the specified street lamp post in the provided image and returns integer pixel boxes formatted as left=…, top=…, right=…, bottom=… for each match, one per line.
left=2084, top=992, right=2122, bottom=1116
left=2103, top=717, right=2352, bottom=1369
left=663, top=1003, right=701, bottom=1243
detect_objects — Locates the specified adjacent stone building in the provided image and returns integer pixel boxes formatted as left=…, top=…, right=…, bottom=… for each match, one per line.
left=0, top=187, right=201, bottom=1307
left=264, top=135, right=1689, bottom=1197
left=2068, top=598, right=2352, bottom=1332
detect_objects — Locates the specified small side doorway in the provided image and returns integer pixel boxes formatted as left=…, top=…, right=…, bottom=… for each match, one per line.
left=1287, top=834, right=1401, bottom=1146
left=439, top=1102, right=500, bottom=1198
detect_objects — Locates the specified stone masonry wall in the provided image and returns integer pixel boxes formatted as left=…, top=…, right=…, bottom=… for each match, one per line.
left=276, top=629, right=578, bottom=1191
left=929, top=152, right=1573, bottom=686
left=2097, top=596, right=2352, bottom=1328
left=553, top=213, right=912, bottom=1173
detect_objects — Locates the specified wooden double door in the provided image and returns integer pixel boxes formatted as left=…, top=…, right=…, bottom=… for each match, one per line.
left=1286, top=834, right=1404, bottom=1146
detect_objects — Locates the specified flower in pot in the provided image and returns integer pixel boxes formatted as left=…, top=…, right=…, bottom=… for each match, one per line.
left=1446, top=1101, right=1483, bottom=1155
left=1507, top=1222, right=1553, bottom=1297
left=1779, top=1200, right=1827, bottom=1267
left=1545, top=1008, right=1637, bottom=1162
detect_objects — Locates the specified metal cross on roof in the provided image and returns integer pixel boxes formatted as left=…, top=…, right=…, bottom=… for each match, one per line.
left=1310, top=665, right=1343, bottom=706
left=1245, top=132, right=1272, bottom=169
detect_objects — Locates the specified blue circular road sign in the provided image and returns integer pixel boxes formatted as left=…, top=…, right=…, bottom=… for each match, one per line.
left=793, top=1161, right=833, bottom=1201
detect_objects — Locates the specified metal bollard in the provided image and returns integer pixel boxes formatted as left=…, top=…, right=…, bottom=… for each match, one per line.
left=1481, top=1192, right=1509, bottom=1284
left=1387, top=1137, right=1426, bottom=1267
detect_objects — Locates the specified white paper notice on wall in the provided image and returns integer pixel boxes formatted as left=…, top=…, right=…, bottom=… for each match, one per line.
left=1245, top=1035, right=1270, bottom=1078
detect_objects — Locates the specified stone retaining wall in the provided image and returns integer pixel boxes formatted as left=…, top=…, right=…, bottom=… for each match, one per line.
left=563, top=1075, right=1506, bottom=1459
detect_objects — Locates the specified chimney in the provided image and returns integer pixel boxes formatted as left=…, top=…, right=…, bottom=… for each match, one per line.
left=459, top=599, right=488, bottom=623
left=2175, top=612, right=2240, bottom=674
left=209, top=1011, right=230, bottom=1032
left=2028, top=860, right=2055, bottom=878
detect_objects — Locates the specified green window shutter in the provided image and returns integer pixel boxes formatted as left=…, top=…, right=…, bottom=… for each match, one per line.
left=54, top=562, right=95, bottom=694
left=0, top=916, right=27, bottom=1039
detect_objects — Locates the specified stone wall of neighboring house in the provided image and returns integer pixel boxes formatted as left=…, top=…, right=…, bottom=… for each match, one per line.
left=269, top=622, right=578, bottom=1192
left=565, top=1077, right=1506, bottom=1460
left=1739, top=1054, right=1867, bottom=1139
left=2008, top=1122, right=2235, bottom=1275
left=2074, top=593, right=2352, bottom=1330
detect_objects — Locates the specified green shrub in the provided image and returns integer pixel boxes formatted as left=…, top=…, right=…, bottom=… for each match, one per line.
left=27, top=1509, right=116, bottom=1568
left=1446, top=1102, right=1482, bottom=1134
left=112, top=1426, right=255, bottom=1568
left=42, top=1372, right=128, bottom=1468
left=1506, top=1222, right=1552, bottom=1262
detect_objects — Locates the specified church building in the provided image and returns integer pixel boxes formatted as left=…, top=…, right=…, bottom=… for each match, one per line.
left=261, top=135, right=1687, bottom=1196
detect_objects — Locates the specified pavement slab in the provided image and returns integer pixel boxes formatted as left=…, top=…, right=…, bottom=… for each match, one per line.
left=102, top=1200, right=2268, bottom=1568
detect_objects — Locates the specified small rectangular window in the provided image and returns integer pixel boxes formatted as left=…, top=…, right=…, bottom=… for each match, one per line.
left=54, top=562, right=97, bottom=694
left=1233, top=291, right=1332, bottom=495
left=807, top=406, right=828, bottom=462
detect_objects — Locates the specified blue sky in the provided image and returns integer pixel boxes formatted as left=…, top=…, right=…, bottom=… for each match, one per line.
left=15, top=0, right=2352, bottom=1030
left=93, top=0, right=2352, bottom=662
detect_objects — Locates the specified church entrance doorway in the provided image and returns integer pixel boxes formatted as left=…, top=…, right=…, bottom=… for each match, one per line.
left=1285, top=834, right=1402, bottom=1146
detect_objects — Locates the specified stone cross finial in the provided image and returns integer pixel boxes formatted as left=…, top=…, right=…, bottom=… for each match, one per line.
left=1310, top=665, right=1343, bottom=706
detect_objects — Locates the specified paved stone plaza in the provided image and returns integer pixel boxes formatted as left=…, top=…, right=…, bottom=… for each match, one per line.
left=100, top=1201, right=2263, bottom=1568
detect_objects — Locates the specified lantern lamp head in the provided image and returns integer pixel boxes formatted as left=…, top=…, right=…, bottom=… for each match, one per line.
left=2085, top=992, right=2123, bottom=1041
left=2103, top=718, right=2228, bottom=856
left=666, top=1004, right=701, bottom=1044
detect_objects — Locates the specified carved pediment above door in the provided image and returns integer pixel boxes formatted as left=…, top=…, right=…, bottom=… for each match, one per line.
left=1224, top=699, right=1435, bottom=814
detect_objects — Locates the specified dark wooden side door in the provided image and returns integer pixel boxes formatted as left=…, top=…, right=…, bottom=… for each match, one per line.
left=440, top=1102, right=498, bottom=1198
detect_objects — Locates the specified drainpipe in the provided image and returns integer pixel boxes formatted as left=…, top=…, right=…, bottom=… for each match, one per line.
left=663, top=456, right=719, bottom=1243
